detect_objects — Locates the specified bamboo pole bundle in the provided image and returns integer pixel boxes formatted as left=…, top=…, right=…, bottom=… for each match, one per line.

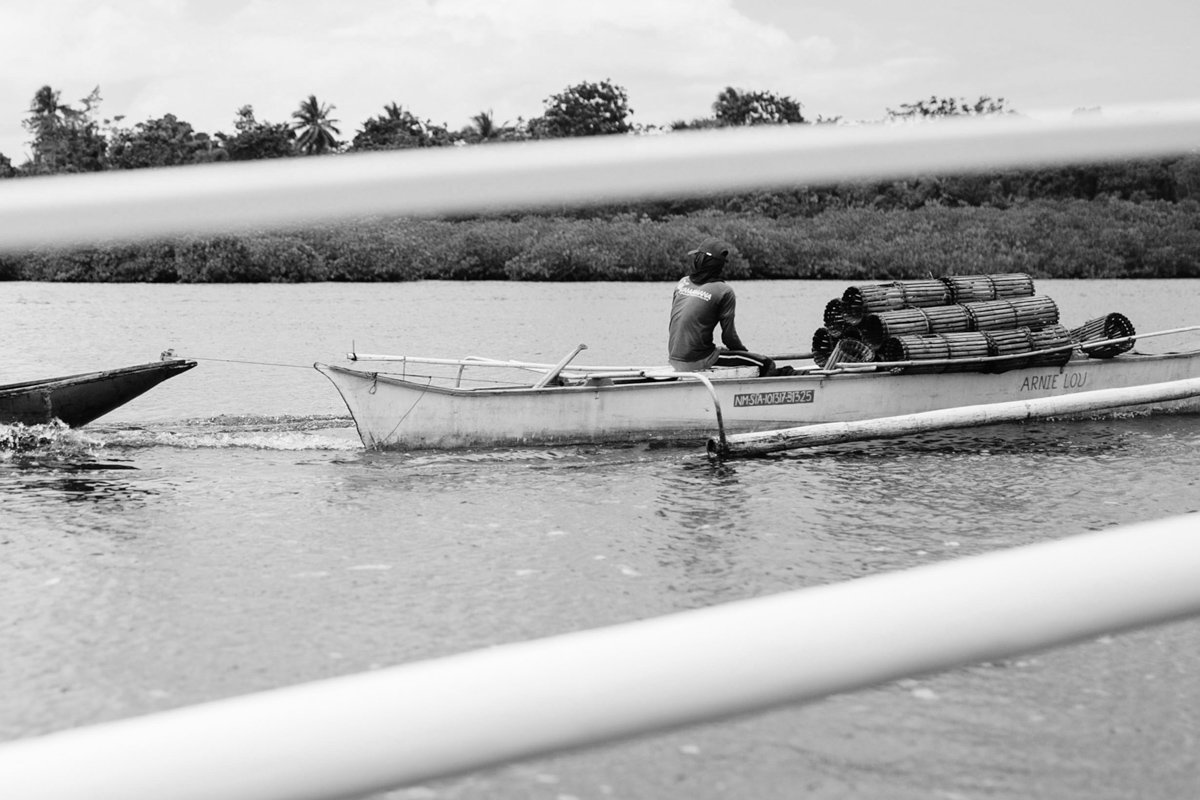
left=1025, top=324, right=1075, bottom=368
left=941, top=273, right=1035, bottom=303
left=1009, top=295, right=1060, bottom=328
left=841, top=279, right=954, bottom=323
left=1070, top=313, right=1137, bottom=358
left=981, top=328, right=1036, bottom=373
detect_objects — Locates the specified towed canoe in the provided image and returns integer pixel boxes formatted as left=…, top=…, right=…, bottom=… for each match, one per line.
left=0, top=358, right=197, bottom=427
left=315, top=340, right=1200, bottom=451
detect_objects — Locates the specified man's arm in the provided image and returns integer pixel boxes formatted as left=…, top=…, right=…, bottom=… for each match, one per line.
left=718, top=293, right=748, bottom=352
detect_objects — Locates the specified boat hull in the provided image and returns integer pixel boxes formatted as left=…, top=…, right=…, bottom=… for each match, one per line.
left=315, top=351, right=1200, bottom=450
left=0, top=360, right=197, bottom=427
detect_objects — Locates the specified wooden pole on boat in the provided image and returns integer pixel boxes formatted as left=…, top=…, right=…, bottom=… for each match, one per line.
left=710, top=377, right=1200, bottom=459
left=532, top=344, right=588, bottom=389
left=1, top=515, right=1199, bottom=800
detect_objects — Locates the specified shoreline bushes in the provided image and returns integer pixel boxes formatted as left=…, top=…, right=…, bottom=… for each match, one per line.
left=2, top=199, right=1198, bottom=283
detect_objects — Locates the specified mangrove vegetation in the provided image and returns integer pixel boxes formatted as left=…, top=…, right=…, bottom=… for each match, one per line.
left=2, top=83, right=1198, bottom=282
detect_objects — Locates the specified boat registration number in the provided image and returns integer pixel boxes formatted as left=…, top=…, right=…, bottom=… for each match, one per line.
left=732, top=389, right=815, bottom=407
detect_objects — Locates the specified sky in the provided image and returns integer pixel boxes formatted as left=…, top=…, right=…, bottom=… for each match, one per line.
left=2, top=0, right=1198, bottom=162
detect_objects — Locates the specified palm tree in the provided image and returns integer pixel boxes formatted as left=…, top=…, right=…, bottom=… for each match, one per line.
left=291, top=95, right=341, bottom=155
left=468, top=109, right=511, bottom=142
left=470, top=109, right=497, bottom=141
left=23, top=86, right=73, bottom=169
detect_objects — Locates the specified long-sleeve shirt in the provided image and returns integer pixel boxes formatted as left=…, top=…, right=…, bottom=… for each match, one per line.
left=668, top=276, right=747, bottom=363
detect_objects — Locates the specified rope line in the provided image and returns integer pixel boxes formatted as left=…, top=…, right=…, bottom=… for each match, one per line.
left=184, top=355, right=313, bottom=370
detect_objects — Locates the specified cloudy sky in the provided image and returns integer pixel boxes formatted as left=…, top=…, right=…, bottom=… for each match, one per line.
left=1, top=0, right=1197, bottom=162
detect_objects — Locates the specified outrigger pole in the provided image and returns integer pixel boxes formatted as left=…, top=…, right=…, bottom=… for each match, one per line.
left=709, top=376, right=1200, bottom=459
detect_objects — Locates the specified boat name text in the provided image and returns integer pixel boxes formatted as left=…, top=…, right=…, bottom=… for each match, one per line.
left=733, top=389, right=815, bottom=407
left=1018, top=372, right=1089, bottom=392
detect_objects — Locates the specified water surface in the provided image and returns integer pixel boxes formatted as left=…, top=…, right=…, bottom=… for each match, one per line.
left=2, top=279, right=1199, bottom=799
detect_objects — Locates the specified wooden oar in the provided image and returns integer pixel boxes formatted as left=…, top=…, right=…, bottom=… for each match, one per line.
left=709, top=376, right=1200, bottom=459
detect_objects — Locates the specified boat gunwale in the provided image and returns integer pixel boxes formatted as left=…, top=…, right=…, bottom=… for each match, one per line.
left=316, top=348, right=1200, bottom=399
left=0, top=360, right=198, bottom=397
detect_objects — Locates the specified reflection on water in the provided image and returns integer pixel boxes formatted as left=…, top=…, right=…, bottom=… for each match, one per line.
left=0, top=460, right=159, bottom=539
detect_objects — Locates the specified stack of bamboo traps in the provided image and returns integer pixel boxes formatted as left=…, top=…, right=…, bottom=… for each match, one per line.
left=809, top=272, right=1137, bottom=374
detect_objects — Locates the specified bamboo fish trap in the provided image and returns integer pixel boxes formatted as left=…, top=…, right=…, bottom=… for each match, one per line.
left=1024, top=324, right=1076, bottom=368
left=823, top=298, right=849, bottom=336
left=963, top=295, right=1059, bottom=332
left=940, top=273, right=1035, bottom=303
left=861, top=305, right=974, bottom=346
left=981, top=328, right=1037, bottom=372
left=841, top=279, right=954, bottom=324
left=1070, top=313, right=1137, bottom=358
left=878, top=332, right=992, bottom=374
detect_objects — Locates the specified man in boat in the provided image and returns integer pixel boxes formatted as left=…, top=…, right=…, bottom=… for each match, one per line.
left=668, top=238, right=792, bottom=376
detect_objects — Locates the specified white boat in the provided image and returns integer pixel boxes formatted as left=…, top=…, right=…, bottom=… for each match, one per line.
left=314, top=329, right=1200, bottom=451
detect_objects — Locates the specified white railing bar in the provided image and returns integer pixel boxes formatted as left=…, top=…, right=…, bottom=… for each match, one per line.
left=2, top=108, right=1199, bottom=251
left=1, top=514, right=1198, bottom=800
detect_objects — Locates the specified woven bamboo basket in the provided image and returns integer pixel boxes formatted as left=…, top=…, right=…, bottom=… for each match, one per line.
left=813, top=327, right=872, bottom=366
left=1025, top=324, right=1075, bottom=368
left=841, top=279, right=954, bottom=323
left=826, top=338, right=876, bottom=367
left=941, top=273, right=1035, bottom=303
left=812, top=327, right=836, bottom=367
left=1069, top=313, right=1136, bottom=358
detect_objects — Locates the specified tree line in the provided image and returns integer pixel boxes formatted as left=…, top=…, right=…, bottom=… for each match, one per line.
left=4, top=82, right=1199, bottom=212
left=2, top=82, right=1197, bottom=284
left=3, top=80, right=790, bottom=173
left=5, top=199, right=1198, bottom=283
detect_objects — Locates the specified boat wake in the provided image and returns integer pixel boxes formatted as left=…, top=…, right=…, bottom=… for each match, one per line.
left=1, top=415, right=363, bottom=456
